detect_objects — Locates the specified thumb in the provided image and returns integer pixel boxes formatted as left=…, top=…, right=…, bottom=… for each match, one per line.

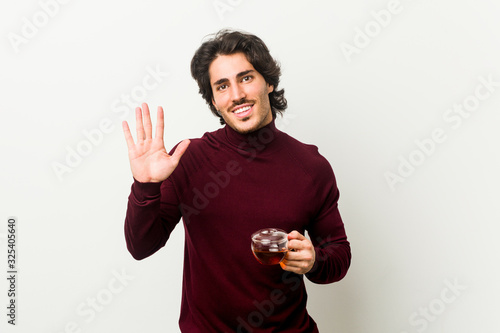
left=171, top=139, right=190, bottom=162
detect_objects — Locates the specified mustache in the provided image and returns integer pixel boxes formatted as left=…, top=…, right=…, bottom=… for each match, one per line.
left=230, top=98, right=254, bottom=111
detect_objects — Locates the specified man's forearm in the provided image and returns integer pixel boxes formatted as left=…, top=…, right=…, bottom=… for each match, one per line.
left=124, top=180, right=177, bottom=260
left=305, top=240, right=351, bottom=284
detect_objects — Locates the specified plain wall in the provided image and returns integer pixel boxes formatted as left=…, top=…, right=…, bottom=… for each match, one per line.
left=1, top=0, right=499, bottom=332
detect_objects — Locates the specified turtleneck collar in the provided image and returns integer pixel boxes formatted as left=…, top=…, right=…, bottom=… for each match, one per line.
left=223, top=119, right=281, bottom=154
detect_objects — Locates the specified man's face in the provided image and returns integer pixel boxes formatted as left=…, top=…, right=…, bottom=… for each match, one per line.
left=209, top=52, right=274, bottom=134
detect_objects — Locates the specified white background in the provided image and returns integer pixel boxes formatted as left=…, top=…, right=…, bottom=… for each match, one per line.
left=1, top=0, right=499, bottom=332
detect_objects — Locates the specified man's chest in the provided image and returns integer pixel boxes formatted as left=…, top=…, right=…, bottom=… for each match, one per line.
left=179, top=156, right=318, bottom=237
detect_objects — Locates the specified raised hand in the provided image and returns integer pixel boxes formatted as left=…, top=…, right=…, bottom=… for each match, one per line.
left=122, top=103, right=190, bottom=183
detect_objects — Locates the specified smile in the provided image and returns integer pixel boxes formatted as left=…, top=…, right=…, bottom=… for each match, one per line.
left=232, top=104, right=253, bottom=118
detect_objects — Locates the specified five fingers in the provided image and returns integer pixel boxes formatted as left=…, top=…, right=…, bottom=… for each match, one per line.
left=122, top=103, right=166, bottom=146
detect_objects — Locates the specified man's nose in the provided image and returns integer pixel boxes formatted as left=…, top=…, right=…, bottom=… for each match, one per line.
left=229, top=84, right=246, bottom=102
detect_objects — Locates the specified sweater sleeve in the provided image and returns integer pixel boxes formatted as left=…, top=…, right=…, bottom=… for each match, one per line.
left=124, top=178, right=182, bottom=260
left=305, top=162, right=351, bottom=284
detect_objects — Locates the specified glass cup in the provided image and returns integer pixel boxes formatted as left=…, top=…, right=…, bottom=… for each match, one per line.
left=251, top=228, right=288, bottom=265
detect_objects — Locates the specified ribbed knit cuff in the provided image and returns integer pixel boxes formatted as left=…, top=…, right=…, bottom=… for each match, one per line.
left=130, top=178, right=162, bottom=202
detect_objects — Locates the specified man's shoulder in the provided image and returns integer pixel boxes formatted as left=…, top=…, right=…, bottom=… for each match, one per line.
left=194, top=126, right=225, bottom=145
left=280, top=131, right=323, bottom=160
left=280, top=131, right=333, bottom=173
left=175, top=127, right=224, bottom=151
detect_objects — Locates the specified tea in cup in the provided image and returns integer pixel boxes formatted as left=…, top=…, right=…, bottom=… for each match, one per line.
left=251, top=228, right=288, bottom=265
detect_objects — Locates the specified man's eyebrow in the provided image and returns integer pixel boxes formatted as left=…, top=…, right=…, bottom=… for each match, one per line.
left=236, top=69, right=255, bottom=78
left=212, top=70, right=255, bottom=87
left=213, top=77, right=228, bottom=87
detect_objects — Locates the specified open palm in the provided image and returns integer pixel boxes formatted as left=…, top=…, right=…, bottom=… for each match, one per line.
left=122, top=103, right=190, bottom=183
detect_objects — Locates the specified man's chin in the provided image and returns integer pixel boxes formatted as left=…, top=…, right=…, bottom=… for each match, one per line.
left=228, top=113, right=272, bottom=134
left=228, top=117, right=253, bottom=133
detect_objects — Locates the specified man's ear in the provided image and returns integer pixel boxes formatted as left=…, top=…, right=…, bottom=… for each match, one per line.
left=212, top=98, right=221, bottom=115
left=267, top=84, right=274, bottom=94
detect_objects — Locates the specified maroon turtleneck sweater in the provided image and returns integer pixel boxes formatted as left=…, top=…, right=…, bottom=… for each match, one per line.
left=124, top=120, right=351, bottom=332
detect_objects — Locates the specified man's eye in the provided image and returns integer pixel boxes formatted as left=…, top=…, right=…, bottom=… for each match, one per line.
left=242, top=76, right=252, bottom=82
left=218, top=84, right=227, bottom=91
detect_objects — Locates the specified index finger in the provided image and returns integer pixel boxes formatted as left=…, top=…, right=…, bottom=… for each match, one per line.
left=288, top=230, right=306, bottom=241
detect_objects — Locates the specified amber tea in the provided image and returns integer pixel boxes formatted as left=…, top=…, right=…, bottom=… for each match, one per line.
left=252, top=249, right=287, bottom=265
left=251, top=228, right=288, bottom=265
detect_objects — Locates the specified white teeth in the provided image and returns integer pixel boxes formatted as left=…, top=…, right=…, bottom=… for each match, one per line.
left=234, top=106, right=251, bottom=114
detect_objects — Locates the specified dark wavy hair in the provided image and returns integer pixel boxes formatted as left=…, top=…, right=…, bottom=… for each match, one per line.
left=191, top=29, right=287, bottom=125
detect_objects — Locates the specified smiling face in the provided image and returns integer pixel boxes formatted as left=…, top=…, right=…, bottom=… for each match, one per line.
left=210, top=52, right=274, bottom=134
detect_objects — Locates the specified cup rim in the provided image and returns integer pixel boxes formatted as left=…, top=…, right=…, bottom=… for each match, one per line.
left=251, top=228, right=288, bottom=243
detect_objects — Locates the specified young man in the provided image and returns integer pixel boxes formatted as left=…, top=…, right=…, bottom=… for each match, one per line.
left=122, top=30, right=351, bottom=332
